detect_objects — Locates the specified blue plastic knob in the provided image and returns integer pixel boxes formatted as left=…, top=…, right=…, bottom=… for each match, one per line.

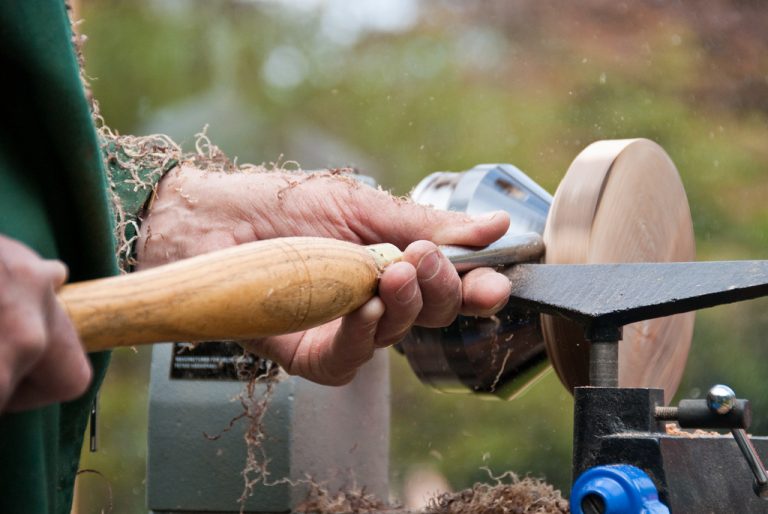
left=571, top=465, right=669, bottom=514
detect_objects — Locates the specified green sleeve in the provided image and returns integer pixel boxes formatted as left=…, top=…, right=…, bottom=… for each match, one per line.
left=99, top=131, right=181, bottom=271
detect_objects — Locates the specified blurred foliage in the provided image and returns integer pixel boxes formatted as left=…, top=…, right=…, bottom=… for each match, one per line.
left=75, top=0, right=768, bottom=512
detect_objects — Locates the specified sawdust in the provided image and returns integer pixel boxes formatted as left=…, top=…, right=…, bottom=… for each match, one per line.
left=217, top=353, right=571, bottom=514
left=486, top=314, right=506, bottom=393
left=98, top=127, right=181, bottom=270
left=67, top=1, right=96, bottom=113
left=425, top=469, right=570, bottom=514
left=291, top=472, right=570, bottom=514
left=663, top=423, right=722, bottom=437
left=488, top=348, right=513, bottom=393
left=236, top=365, right=283, bottom=509
left=225, top=356, right=396, bottom=514
left=294, top=483, right=394, bottom=514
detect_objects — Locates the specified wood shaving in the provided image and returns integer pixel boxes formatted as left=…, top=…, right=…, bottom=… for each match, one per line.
left=663, top=423, right=722, bottom=438
left=425, top=469, right=569, bottom=514
left=295, top=482, right=394, bottom=514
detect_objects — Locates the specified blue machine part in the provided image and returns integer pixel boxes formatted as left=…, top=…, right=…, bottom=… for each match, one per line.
left=571, top=465, right=670, bottom=514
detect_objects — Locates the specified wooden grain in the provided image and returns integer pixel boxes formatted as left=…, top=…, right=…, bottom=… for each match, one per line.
left=58, top=237, right=402, bottom=352
left=542, top=139, right=695, bottom=403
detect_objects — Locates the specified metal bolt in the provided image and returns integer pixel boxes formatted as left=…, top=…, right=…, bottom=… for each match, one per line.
left=707, top=384, right=736, bottom=415
left=588, top=339, right=619, bottom=388
left=654, top=406, right=678, bottom=421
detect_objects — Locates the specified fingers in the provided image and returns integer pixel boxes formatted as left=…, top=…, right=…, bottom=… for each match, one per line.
left=4, top=294, right=92, bottom=412
left=374, top=261, right=423, bottom=346
left=345, top=185, right=510, bottom=248
left=244, top=298, right=386, bottom=386
left=32, top=259, right=69, bottom=291
left=0, top=235, right=91, bottom=413
left=0, top=305, right=47, bottom=411
left=459, top=267, right=512, bottom=317
left=320, top=297, right=385, bottom=384
left=399, top=241, right=461, bottom=328
left=244, top=247, right=511, bottom=387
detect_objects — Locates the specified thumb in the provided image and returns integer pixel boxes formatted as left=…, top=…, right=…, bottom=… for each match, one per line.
left=350, top=188, right=510, bottom=248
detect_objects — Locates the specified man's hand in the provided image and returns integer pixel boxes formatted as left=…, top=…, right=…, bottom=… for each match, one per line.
left=0, top=235, right=91, bottom=413
left=137, top=167, right=512, bottom=385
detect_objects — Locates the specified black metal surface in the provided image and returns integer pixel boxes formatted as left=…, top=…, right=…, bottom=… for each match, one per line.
left=659, top=435, right=768, bottom=513
left=507, top=261, right=768, bottom=328
left=573, top=387, right=768, bottom=513
left=573, top=388, right=664, bottom=480
left=676, top=399, right=752, bottom=429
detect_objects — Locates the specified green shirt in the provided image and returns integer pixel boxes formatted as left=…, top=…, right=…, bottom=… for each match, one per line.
left=0, top=3, right=156, bottom=512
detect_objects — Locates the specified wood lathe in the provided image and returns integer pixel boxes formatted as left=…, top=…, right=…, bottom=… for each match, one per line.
left=62, top=139, right=768, bottom=513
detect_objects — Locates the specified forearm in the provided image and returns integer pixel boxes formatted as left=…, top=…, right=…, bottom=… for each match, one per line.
left=136, top=166, right=366, bottom=268
left=99, top=128, right=352, bottom=270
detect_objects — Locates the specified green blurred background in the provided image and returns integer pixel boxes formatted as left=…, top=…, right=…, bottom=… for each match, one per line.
left=73, top=1, right=768, bottom=512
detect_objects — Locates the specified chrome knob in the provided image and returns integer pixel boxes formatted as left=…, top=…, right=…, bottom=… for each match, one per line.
left=707, top=384, right=736, bottom=415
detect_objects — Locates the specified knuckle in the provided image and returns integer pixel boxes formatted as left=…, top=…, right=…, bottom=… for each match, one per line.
left=8, top=259, right=40, bottom=282
left=11, top=319, right=47, bottom=357
left=1, top=254, right=63, bottom=288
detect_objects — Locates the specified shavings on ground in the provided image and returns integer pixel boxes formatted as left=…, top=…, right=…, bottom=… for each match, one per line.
left=425, top=470, right=570, bottom=514
left=291, top=471, right=570, bottom=514
left=294, top=482, right=395, bottom=514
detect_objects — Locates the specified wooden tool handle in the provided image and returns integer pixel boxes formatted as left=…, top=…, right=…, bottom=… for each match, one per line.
left=58, top=237, right=402, bottom=352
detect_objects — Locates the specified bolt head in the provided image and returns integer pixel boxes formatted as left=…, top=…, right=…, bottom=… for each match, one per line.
left=707, top=384, right=736, bottom=415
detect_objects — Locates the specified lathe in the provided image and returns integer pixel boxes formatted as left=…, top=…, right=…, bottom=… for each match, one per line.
left=59, top=139, right=768, bottom=513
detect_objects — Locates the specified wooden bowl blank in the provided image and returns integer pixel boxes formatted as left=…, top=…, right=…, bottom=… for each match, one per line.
left=542, top=139, right=695, bottom=404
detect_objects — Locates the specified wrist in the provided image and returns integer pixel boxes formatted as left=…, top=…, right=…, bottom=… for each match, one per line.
left=135, top=166, right=288, bottom=268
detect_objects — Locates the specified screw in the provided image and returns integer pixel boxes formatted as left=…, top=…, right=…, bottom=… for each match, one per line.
left=707, top=384, right=736, bottom=415
left=654, top=406, right=678, bottom=421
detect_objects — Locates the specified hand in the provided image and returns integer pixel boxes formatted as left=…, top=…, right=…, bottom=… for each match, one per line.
left=0, top=235, right=91, bottom=413
left=137, top=167, right=512, bottom=385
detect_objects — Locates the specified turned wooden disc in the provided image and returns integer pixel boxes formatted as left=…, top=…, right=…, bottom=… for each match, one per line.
left=542, top=139, right=695, bottom=403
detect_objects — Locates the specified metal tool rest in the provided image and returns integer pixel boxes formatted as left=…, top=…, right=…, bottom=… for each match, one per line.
left=506, top=261, right=768, bottom=514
